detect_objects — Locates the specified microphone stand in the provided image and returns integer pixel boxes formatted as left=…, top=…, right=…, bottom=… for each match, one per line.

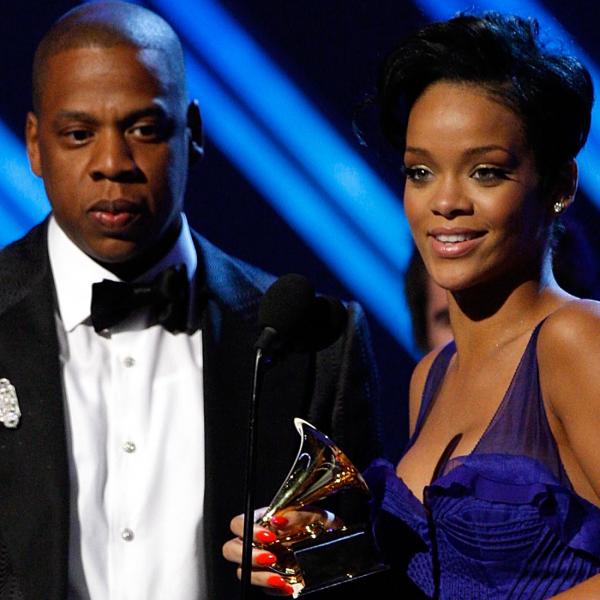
left=240, top=342, right=274, bottom=600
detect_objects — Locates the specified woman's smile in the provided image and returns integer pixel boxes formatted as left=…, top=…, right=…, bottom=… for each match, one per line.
left=428, top=227, right=487, bottom=258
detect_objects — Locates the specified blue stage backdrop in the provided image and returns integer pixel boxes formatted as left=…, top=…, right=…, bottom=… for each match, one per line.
left=1, top=0, right=599, bottom=460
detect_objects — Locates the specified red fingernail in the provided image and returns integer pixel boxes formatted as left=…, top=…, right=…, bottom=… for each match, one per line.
left=270, top=515, right=289, bottom=527
left=256, top=530, right=277, bottom=544
left=267, top=575, right=288, bottom=589
left=255, top=552, right=277, bottom=567
left=282, top=583, right=295, bottom=595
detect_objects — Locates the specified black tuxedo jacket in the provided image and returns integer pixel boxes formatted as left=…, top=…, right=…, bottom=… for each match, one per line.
left=0, top=221, right=381, bottom=600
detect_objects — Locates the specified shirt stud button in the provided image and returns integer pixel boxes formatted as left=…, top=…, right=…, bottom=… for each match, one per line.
left=121, top=528, right=134, bottom=542
left=123, top=356, right=135, bottom=368
left=123, top=441, right=136, bottom=453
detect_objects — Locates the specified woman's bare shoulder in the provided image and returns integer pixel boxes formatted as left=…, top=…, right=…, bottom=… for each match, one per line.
left=538, top=299, right=600, bottom=413
left=538, top=299, right=600, bottom=356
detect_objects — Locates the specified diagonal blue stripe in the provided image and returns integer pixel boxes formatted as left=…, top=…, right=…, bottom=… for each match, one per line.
left=148, top=0, right=412, bottom=274
left=185, top=57, right=416, bottom=352
left=0, top=121, right=50, bottom=244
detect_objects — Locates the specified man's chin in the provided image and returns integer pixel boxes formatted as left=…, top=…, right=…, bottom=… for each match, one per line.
left=91, top=242, right=140, bottom=261
left=75, top=220, right=181, bottom=278
left=83, top=231, right=179, bottom=280
left=84, top=239, right=147, bottom=268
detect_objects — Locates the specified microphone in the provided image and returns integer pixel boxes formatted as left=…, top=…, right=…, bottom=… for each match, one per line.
left=302, top=294, right=348, bottom=351
left=255, top=273, right=348, bottom=354
left=241, top=274, right=348, bottom=600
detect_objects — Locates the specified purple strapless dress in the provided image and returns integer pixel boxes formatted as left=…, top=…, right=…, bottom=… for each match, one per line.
left=365, top=322, right=600, bottom=599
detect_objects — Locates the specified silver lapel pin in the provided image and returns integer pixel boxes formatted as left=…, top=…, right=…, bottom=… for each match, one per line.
left=0, top=378, right=20, bottom=428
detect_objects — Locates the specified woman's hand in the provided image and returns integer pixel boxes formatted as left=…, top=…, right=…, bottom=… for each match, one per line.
left=222, top=508, right=342, bottom=596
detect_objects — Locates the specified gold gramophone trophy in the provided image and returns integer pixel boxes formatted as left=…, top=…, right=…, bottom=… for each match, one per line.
left=255, top=418, right=388, bottom=597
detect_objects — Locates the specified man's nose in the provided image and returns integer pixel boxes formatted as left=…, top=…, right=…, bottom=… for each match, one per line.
left=89, top=131, right=139, bottom=181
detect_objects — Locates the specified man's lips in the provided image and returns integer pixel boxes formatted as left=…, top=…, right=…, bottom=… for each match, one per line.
left=88, top=200, right=143, bottom=229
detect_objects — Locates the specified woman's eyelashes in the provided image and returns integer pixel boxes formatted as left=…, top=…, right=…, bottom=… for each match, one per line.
left=402, top=165, right=433, bottom=182
left=470, top=166, right=513, bottom=184
left=402, top=164, right=513, bottom=185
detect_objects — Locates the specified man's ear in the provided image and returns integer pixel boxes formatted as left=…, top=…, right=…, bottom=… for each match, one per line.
left=187, top=100, right=204, bottom=165
left=25, top=111, right=43, bottom=177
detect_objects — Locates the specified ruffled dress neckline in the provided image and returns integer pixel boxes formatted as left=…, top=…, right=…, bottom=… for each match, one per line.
left=365, top=320, right=600, bottom=599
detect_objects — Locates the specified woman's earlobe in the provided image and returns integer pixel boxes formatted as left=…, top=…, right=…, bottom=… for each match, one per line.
left=553, top=197, right=572, bottom=215
left=550, top=160, right=578, bottom=215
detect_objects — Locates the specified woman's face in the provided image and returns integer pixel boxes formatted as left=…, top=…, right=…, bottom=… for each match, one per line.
left=403, top=81, right=549, bottom=292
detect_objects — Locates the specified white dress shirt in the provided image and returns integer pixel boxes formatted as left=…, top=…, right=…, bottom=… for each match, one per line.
left=47, top=215, right=206, bottom=600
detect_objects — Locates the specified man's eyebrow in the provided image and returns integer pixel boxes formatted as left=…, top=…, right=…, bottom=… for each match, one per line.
left=52, top=110, right=99, bottom=126
left=52, top=106, right=171, bottom=127
left=121, top=106, right=171, bottom=124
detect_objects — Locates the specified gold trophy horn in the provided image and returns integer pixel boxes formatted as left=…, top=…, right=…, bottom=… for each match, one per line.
left=255, top=418, right=387, bottom=597
left=259, top=418, right=368, bottom=524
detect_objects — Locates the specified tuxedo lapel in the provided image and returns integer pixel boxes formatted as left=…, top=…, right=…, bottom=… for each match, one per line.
left=0, top=230, right=68, bottom=600
left=195, top=236, right=259, bottom=597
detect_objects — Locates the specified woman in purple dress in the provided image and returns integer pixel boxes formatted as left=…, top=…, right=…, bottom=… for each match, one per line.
left=224, top=13, right=600, bottom=599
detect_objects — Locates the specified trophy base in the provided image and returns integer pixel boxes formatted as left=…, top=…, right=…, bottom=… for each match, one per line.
left=291, top=524, right=389, bottom=596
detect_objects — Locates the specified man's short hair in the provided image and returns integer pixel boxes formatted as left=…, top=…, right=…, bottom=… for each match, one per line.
left=32, top=1, right=187, bottom=114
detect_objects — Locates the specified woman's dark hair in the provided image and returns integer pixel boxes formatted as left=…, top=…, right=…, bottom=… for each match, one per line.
left=377, top=13, right=594, bottom=193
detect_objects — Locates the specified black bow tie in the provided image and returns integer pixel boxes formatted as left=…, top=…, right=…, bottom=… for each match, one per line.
left=91, top=264, right=190, bottom=333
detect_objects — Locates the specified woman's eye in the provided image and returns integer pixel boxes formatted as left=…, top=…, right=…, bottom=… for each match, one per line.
left=471, top=167, right=510, bottom=183
left=403, top=166, right=432, bottom=182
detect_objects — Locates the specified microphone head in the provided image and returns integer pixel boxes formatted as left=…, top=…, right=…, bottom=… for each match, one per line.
left=257, top=274, right=348, bottom=353
left=298, top=295, right=348, bottom=351
left=258, top=273, right=315, bottom=337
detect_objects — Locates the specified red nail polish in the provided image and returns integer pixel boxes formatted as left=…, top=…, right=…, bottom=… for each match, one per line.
left=255, top=552, right=276, bottom=567
left=270, top=515, right=289, bottom=528
left=256, top=530, right=277, bottom=544
left=267, top=575, right=288, bottom=589
left=282, top=583, right=295, bottom=595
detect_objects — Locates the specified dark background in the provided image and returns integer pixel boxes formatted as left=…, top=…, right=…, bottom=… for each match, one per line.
left=2, top=0, right=600, bottom=461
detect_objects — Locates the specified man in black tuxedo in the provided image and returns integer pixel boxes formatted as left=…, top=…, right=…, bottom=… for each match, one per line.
left=0, top=2, right=380, bottom=599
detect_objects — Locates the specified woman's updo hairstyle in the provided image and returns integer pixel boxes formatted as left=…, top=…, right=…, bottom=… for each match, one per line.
left=378, top=13, right=594, bottom=193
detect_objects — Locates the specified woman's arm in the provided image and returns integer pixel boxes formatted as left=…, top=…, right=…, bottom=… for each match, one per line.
left=538, top=301, right=600, bottom=598
left=549, top=574, right=600, bottom=598
left=539, top=301, right=600, bottom=501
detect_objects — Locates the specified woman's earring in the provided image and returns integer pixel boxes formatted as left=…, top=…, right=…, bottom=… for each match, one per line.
left=553, top=200, right=564, bottom=214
